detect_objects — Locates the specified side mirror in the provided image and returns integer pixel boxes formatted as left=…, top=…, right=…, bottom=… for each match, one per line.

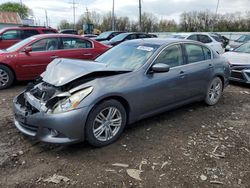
left=22, top=46, right=32, bottom=53
left=152, top=63, right=170, bottom=73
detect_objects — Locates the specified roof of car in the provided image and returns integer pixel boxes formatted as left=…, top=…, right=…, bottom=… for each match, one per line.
left=124, top=38, right=190, bottom=46
left=172, top=32, right=211, bottom=36
left=29, top=34, right=85, bottom=39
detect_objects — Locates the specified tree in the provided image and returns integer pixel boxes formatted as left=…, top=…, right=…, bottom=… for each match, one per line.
left=0, top=2, right=32, bottom=19
left=58, top=20, right=74, bottom=30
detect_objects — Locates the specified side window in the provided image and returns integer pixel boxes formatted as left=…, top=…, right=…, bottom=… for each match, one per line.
left=2, top=30, right=21, bottom=40
left=185, top=44, right=205, bottom=63
left=198, top=35, right=212, bottom=43
left=127, top=34, right=137, bottom=40
left=42, top=30, right=57, bottom=34
left=138, top=34, right=147, bottom=39
left=31, top=38, right=59, bottom=52
left=154, top=45, right=184, bottom=68
left=202, top=46, right=212, bottom=60
left=187, top=35, right=198, bottom=41
left=22, top=30, right=40, bottom=39
left=62, top=38, right=92, bottom=49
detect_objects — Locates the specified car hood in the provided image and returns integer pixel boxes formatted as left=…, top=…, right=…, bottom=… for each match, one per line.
left=222, top=52, right=250, bottom=65
left=42, top=58, right=132, bottom=87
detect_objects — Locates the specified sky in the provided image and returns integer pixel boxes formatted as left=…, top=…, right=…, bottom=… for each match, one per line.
left=1, top=0, right=250, bottom=28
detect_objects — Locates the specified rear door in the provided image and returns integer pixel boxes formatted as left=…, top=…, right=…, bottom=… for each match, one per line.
left=17, top=37, right=60, bottom=79
left=0, top=29, right=22, bottom=49
left=183, top=43, right=214, bottom=97
left=60, top=37, right=97, bottom=60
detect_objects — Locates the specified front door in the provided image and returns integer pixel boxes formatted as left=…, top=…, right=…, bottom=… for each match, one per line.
left=16, top=37, right=60, bottom=80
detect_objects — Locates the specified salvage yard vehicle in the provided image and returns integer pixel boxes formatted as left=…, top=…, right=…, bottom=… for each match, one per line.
left=102, top=32, right=156, bottom=46
left=226, top=34, right=250, bottom=51
left=0, top=26, right=58, bottom=49
left=223, top=42, right=250, bottom=84
left=0, top=34, right=109, bottom=89
left=94, top=31, right=125, bottom=42
left=171, top=33, right=224, bottom=54
left=13, top=39, right=230, bottom=147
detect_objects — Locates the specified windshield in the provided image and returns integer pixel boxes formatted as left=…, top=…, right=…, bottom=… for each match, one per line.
left=96, top=31, right=112, bottom=39
left=110, top=33, right=129, bottom=42
left=235, top=35, right=250, bottom=43
left=6, top=37, right=34, bottom=52
left=234, top=42, right=250, bottom=53
left=95, top=43, right=159, bottom=70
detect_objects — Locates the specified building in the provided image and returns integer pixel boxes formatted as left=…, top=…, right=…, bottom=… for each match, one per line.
left=0, top=12, right=22, bottom=29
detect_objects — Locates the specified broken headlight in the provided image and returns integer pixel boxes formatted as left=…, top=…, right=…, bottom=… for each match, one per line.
left=52, top=87, right=93, bottom=114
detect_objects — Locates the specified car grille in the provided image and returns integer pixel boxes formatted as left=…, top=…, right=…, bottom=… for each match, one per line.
left=231, top=71, right=245, bottom=80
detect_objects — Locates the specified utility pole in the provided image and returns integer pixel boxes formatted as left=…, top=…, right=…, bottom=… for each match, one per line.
left=212, top=0, right=220, bottom=31
left=73, top=0, right=76, bottom=29
left=139, top=0, right=142, bottom=31
left=112, top=0, right=115, bottom=30
left=45, top=10, right=48, bottom=27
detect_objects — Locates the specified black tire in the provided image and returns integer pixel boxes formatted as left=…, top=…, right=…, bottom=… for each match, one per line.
left=205, top=77, right=223, bottom=106
left=85, top=99, right=127, bottom=147
left=0, top=65, right=14, bottom=90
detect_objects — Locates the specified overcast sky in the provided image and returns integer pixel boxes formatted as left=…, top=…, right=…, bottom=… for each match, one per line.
left=1, top=0, right=250, bottom=28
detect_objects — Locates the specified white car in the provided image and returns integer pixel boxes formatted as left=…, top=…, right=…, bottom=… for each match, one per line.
left=223, top=42, right=250, bottom=84
left=171, top=33, right=224, bottom=54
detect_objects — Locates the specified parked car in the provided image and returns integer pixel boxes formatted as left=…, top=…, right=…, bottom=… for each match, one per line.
left=226, top=34, right=250, bottom=51
left=59, top=29, right=78, bottom=35
left=171, top=33, right=224, bottom=54
left=223, top=42, right=250, bottom=84
left=13, top=39, right=230, bottom=147
left=82, top=34, right=98, bottom=38
left=210, top=33, right=229, bottom=48
left=0, top=26, right=58, bottom=49
left=0, top=34, right=109, bottom=89
left=103, top=32, right=156, bottom=46
left=95, top=31, right=125, bottom=42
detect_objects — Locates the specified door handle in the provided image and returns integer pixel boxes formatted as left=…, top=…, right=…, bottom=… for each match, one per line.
left=50, top=55, right=59, bottom=59
left=83, top=53, right=93, bottom=56
left=179, top=70, right=186, bottom=78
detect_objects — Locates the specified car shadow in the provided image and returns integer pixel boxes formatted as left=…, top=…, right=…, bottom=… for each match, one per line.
left=229, top=81, right=250, bottom=89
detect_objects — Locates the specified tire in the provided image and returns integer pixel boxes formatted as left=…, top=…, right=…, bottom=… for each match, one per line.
left=0, top=65, right=14, bottom=90
left=205, top=77, right=223, bottom=106
left=85, top=99, right=127, bottom=147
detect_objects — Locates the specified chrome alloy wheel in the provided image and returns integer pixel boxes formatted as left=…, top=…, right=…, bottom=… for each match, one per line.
left=93, top=107, right=122, bottom=141
left=0, top=68, right=9, bottom=87
left=208, top=79, right=222, bottom=104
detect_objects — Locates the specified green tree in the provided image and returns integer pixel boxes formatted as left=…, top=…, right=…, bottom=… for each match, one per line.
left=0, top=2, right=32, bottom=19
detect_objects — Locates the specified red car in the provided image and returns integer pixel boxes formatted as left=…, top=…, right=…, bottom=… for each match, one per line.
left=0, top=34, right=110, bottom=89
left=0, top=26, right=58, bottom=49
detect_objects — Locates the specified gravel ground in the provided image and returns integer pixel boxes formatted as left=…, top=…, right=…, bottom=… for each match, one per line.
left=0, top=82, right=249, bottom=188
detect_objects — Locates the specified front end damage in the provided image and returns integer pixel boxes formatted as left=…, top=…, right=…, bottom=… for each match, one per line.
left=13, top=81, right=91, bottom=144
left=230, top=65, right=250, bottom=83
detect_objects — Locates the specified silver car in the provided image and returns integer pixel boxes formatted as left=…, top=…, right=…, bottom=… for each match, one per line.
left=223, top=42, right=250, bottom=84
left=13, top=39, right=230, bottom=147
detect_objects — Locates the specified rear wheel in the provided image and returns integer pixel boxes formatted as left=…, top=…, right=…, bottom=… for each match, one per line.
left=0, top=65, right=14, bottom=90
left=85, top=100, right=127, bottom=147
left=205, top=77, right=223, bottom=106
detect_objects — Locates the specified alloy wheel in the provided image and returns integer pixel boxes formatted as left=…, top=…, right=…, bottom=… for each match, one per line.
left=0, top=68, right=9, bottom=87
left=93, top=107, right=122, bottom=142
left=208, top=79, right=222, bottom=104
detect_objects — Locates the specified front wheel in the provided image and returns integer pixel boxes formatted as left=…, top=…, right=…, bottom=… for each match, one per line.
left=205, top=77, right=223, bottom=106
left=85, top=100, right=127, bottom=147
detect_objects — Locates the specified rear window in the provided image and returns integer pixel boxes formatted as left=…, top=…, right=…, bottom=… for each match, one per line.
left=22, top=30, right=39, bottom=38
left=185, top=44, right=205, bottom=63
left=42, top=30, right=57, bottom=34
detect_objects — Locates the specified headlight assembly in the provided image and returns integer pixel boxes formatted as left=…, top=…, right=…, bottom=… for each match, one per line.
left=52, top=87, right=93, bottom=114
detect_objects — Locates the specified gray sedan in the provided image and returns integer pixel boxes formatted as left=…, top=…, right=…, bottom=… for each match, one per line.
left=13, top=39, right=230, bottom=147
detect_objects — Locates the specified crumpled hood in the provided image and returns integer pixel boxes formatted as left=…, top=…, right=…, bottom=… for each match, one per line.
left=42, top=58, right=131, bottom=87
left=222, top=52, right=250, bottom=65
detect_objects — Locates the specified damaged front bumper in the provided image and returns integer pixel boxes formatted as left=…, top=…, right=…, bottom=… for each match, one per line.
left=13, top=92, right=90, bottom=144
left=230, top=66, right=250, bottom=84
